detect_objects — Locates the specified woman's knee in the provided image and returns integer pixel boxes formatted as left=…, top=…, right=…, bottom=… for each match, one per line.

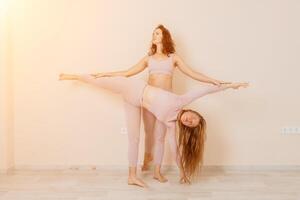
left=143, top=109, right=155, bottom=126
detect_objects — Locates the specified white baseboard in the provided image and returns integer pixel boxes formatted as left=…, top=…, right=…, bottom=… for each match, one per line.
left=1, top=164, right=300, bottom=174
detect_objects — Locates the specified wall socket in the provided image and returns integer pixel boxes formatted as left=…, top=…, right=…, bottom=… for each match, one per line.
left=121, top=127, right=127, bottom=135
left=281, top=127, right=300, bottom=135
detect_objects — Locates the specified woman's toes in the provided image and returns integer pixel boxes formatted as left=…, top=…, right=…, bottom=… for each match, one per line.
left=153, top=174, right=168, bottom=183
left=128, top=177, right=147, bottom=188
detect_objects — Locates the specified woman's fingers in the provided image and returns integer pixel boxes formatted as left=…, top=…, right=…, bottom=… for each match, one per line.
left=179, top=176, right=191, bottom=184
left=89, top=74, right=98, bottom=79
left=95, top=73, right=106, bottom=78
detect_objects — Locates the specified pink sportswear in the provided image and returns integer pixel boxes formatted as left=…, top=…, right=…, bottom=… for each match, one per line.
left=77, top=74, right=229, bottom=168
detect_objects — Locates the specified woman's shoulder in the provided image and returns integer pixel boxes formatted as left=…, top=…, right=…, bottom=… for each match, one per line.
left=140, top=54, right=151, bottom=62
left=145, top=52, right=155, bottom=59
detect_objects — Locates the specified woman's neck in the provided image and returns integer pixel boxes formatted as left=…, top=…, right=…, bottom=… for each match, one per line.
left=156, top=43, right=163, bottom=54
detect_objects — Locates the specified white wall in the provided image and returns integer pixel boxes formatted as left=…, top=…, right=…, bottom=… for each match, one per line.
left=2, top=0, right=300, bottom=170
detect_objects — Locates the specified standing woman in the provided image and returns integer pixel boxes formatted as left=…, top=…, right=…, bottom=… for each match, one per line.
left=92, top=24, right=229, bottom=182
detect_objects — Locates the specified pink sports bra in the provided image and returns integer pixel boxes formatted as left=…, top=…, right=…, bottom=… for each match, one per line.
left=148, top=54, right=175, bottom=76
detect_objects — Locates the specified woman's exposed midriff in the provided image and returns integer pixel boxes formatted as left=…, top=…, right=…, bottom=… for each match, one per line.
left=148, top=73, right=173, bottom=91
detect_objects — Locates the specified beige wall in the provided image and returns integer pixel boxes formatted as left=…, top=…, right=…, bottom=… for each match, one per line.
left=0, top=0, right=14, bottom=172
left=1, top=0, right=299, bottom=170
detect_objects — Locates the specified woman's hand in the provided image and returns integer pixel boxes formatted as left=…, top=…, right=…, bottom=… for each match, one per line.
left=179, top=169, right=191, bottom=184
left=231, top=82, right=249, bottom=89
left=179, top=175, right=191, bottom=185
left=90, top=73, right=107, bottom=78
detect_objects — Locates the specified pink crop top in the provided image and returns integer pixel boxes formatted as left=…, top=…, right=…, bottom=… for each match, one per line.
left=148, top=54, right=174, bottom=75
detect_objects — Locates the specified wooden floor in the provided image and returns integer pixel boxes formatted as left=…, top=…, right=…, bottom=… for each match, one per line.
left=0, top=167, right=299, bottom=200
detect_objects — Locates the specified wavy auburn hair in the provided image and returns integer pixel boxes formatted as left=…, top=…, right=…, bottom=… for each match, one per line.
left=176, top=109, right=207, bottom=181
left=148, top=24, right=176, bottom=56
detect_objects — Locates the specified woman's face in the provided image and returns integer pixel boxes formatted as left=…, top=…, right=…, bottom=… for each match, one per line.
left=152, top=28, right=163, bottom=44
left=180, top=111, right=200, bottom=127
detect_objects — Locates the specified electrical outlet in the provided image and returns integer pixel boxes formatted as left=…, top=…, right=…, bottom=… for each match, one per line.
left=121, top=127, right=127, bottom=135
left=281, top=127, right=300, bottom=135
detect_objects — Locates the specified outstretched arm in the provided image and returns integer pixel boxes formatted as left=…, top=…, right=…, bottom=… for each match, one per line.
left=180, top=82, right=249, bottom=106
left=174, top=53, right=230, bottom=85
left=93, top=55, right=148, bottom=77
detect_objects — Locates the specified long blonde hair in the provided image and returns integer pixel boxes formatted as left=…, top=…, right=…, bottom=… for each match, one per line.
left=177, top=109, right=207, bottom=180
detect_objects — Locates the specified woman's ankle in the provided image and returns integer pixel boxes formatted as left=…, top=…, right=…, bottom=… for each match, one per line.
left=128, top=166, right=138, bottom=176
left=154, top=165, right=162, bottom=174
left=143, top=153, right=153, bottom=164
left=144, top=152, right=153, bottom=159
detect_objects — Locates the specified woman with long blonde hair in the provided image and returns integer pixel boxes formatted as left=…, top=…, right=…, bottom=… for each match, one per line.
left=59, top=73, right=249, bottom=187
left=91, top=24, right=230, bottom=182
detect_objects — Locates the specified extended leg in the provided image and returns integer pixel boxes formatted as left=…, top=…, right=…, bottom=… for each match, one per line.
left=180, top=82, right=249, bottom=105
left=60, top=73, right=127, bottom=93
left=59, top=73, right=146, bottom=106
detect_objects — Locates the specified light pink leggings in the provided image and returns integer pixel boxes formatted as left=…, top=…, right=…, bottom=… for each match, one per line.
left=142, top=109, right=167, bottom=165
left=78, top=74, right=168, bottom=167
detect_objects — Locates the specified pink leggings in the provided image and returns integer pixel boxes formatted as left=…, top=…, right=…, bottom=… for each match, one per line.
left=78, top=74, right=146, bottom=167
left=142, top=109, right=167, bottom=165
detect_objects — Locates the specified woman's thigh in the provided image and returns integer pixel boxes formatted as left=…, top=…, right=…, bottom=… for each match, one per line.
left=142, top=108, right=156, bottom=133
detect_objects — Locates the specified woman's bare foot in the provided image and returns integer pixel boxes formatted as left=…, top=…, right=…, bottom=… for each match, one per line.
left=141, top=154, right=153, bottom=171
left=128, top=176, right=148, bottom=188
left=153, top=165, right=168, bottom=182
left=59, top=73, right=65, bottom=80
left=231, top=82, right=249, bottom=89
left=153, top=172, right=168, bottom=183
left=58, top=73, right=79, bottom=81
